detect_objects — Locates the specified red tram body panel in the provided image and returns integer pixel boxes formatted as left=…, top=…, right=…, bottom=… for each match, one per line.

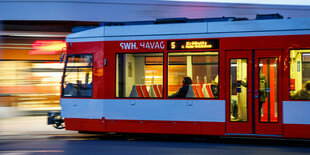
left=60, top=17, right=310, bottom=139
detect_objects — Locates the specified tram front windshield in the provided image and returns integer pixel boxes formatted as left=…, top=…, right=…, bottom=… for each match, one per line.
left=62, top=54, right=93, bottom=97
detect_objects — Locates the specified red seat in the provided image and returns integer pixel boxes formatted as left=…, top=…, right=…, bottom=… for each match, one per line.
left=192, top=85, right=199, bottom=98
left=153, top=85, right=161, bottom=97
left=157, top=85, right=163, bottom=97
left=141, top=85, right=150, bottom=97
left=135, top=85, right=144, bottom=97
left=203, top=84, right=214, bottom=98
left=197, top=84, right=204, bottom=98
left=186, top=84, right=200, bottom=98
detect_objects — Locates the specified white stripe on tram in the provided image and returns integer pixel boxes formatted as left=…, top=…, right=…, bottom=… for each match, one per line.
left=61, top=99, right=226, bottom=122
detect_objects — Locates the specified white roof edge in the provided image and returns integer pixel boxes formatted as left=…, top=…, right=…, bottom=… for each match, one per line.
left=66, top=30, right=310, bottom=42
left=208, top=17, right=310, bottom=33
left=66, top=18, right=310, bottom=42
left=66, top=26, right=105, bottom=42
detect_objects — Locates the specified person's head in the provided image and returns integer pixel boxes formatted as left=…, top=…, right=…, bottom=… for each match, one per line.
left=183, top=77, right=192, bottom=86
left=305, top=81, right=310, bottom=91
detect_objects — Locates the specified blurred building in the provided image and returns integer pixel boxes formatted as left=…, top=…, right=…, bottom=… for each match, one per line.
left=1, top=0, right=310, bottom=113
left=0, top=21, right=99, bottom=112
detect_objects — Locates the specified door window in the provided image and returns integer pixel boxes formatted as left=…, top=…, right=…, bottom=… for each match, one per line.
left=230, top=59, right=248, bottom=122
left=259, top=58, right=278, bottom=122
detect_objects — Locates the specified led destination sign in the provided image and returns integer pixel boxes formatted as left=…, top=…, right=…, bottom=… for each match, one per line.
left=167, top=39, right=219, bottom=50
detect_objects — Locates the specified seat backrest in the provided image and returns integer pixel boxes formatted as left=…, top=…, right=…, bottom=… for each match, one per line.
left=141, top=85, right=150, bottom=97
left=149, top=85, right=161, bottom=98
left=202, top=84, right=214, bottom=98
left=157, top=85, right=163, bottom=97
left=197, top=84, right=204, bottom=98
left=129, top=85, right=144, bottom=97
left=192, top=84, right=199, bottom=98
left=186, top=84, right=198, bottom=98
left=135, top=85, right=144, bottom=97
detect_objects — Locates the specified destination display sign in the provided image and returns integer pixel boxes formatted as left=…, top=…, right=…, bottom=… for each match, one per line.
left=167, top=39, right=219, bottom=50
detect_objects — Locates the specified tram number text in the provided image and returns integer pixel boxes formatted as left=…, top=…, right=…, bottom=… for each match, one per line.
left=120, top=41, right=165, bottom=50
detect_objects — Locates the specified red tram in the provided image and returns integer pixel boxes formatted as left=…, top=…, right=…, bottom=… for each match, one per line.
left=59, top=15, right=310, bottom=139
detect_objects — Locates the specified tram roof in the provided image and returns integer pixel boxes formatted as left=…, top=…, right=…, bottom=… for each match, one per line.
left=66, top=16, right=310, bottom=42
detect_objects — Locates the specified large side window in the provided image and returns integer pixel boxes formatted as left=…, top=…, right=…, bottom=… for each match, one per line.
left=290, top=50, right=310, bottom=100
left=168, top=52, right=219, bottom=98
left=116, top=53, right=163, bottom=98
left=62, top=54, right=93, bottom=97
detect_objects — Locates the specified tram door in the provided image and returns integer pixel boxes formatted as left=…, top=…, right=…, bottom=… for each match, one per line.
left=225, top=50, right=282, bottom=135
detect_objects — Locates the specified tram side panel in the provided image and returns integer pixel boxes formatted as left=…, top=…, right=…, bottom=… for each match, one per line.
left=101, top=40, right=226, bottom=135
left=62, top=39, right=227, bottom=135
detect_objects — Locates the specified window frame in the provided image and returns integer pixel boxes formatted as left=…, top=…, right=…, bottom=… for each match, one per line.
left=115, top=52, right=165, bottom=99
left=61, top=54, right=94, bottom=98
left=167, top=51, right=220, bottom=99
left=289, top=49, right=310, bottom=100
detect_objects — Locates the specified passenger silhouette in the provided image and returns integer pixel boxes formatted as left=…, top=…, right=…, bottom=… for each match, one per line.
left=169, top=77, right=192, bottom=98
left=291, top=81, right=310, bottom=100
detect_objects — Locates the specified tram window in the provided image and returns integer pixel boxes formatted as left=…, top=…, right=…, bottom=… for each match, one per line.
left=67, top=55, right=93, bottom=67
left=259, top=58, right=278, bottom=123
left=230, top=59, right=248, bottom=122
left=290, top=50, right=310, bottom=100
left=62, top=55, right=93, bottom=97
left=116, top=53, right=163, bottom=98
left=168, top=52, right=219, bottom=98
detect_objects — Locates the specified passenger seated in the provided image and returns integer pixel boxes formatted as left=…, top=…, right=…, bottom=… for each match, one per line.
left=291, top=81, right=310, bottom=99
left=169, top=77, right=192, bottom=98
left=81, top=82, right=92, bottom=89
left=87, top=82, right=93, bottom=89
left=80, top=82, right=92, bottom=96
left=63, top=83, right=77, bottom=96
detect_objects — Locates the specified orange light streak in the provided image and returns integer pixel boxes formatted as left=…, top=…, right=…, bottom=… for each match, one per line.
left=30, top=40, right=66, bottom=55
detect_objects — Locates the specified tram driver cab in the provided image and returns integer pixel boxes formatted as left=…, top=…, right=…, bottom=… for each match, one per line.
left=62, top=54, right=93, bottom=97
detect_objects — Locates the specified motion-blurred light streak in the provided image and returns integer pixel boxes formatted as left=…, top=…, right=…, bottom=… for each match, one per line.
left=167, top=0, right=310, bottom=6
left=30, top=40, right=66, bottom=55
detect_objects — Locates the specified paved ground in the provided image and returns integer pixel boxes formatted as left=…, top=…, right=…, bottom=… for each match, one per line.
left=1, top=116, right=310, bottom=155
left=0, top=116, right=72, bottom=137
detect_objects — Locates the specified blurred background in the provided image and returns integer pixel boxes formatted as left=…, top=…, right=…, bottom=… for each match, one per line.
left=1, top=0, right=310, bottom=117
